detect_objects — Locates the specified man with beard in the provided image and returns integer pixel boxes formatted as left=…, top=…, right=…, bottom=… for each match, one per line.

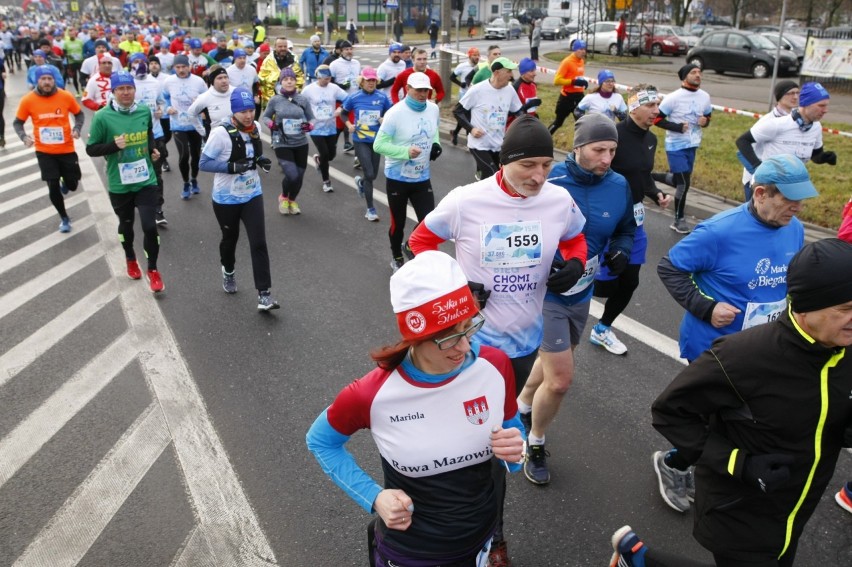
left=258, top=37, right=304, bottom=109
left=389, top=48, right=444, bottom=104
left=299, top=35, right=328, bottom=85
left=328, top=40, right=361, bottom=153
left=376, top=42, right=405, bottom=99
left=14, top=66, right=85, bottom=233
left=81, top=54, right=114, bottom=110
left=162, top=54, right=207, bottom=199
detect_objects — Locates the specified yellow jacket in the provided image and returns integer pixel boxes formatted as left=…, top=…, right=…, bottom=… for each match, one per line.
left=258, top=54, right=305, bottom=103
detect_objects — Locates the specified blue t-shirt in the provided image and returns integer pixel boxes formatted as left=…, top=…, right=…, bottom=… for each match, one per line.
left=669, top=203, right=803, bottom=361
left=341, top=89, right=392, bottom=143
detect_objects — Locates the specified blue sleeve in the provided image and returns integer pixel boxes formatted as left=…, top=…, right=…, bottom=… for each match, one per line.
left=306, top=409, right=383, bottom=513
left=199, top=152, right=229, bottom=173
left=341, top=92, right=354, bottom=112
left=162, top=87, right=172, bottom=108
left=500, top=412, right=524, bottom=473
left=608, top=182, right=636, bottom=255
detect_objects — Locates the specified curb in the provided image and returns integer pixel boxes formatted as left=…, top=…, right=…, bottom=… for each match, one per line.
left=436, top=118, right=836, bottom=244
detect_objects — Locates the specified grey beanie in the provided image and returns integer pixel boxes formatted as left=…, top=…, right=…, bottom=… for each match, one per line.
left=573, top=113, right=618, bottom=148
left=174, top=54, right=190, bottom=67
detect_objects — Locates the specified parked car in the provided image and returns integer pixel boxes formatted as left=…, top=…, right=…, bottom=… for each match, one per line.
left=760, top=32, right=806, bottom=66
left=652, top=24, right=700, bottom=48
left=540, top=16, right=569, bottom=40
left=685, top=29, right=800, bottom=78
left=568, top=21, right=642, bottom=56
left=484, top=17, right=523, bottom=40
left=641, top=27, right=688, bottom=55
left=518, top=8, right=547, bottom=25
left=746, top=25, right=780, bottom=33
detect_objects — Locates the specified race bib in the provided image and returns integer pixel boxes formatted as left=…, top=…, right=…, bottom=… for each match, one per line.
left=486, top=110, right=507, bottom=131
left=633, top=202, right=645, bottom=226
left=231, top=172, right=258, bottom=196
left=314, top=104, right=333, bottom=120
left=281, top=118, right=302, bottom=135
left=742, top=299, right=786, bottom=330
left=479, top=221, right=543, bottom=268
left=561, top=255, right=599, bottom=297
left=177, top=111, right=193, bottom=126
left=358, top=109, right=380, bottom=127
left=118, top=158, right=151, bottom=184
left=39, top=126, right=65, bottom=144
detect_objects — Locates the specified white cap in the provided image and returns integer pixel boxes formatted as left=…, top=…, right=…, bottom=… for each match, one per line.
left=406, top=71, right=433, bottom=91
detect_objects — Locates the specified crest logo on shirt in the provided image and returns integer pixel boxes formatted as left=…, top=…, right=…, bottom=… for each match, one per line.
left=463, top=396, right=490, bottom=425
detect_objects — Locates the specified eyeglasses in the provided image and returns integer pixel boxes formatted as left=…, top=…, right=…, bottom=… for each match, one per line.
left=433, top=314, right=486, bottom=351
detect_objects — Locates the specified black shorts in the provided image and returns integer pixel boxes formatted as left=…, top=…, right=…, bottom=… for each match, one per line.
left=108, top=184, right=159, bottom=211
left=36, top=151, right=82, bottom=182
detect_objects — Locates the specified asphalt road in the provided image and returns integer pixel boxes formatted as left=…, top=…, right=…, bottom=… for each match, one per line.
left=1, top=49, right=851, bottom=567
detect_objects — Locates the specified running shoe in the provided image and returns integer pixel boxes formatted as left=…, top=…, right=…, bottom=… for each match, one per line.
left=835, top=482, right=852, bottom=514
left=451, top=130, right=458, bottom=146
left=181, top=182, right=191, bottom=200
left=524, top=444, right=550, bottom=485
left=609, top=525, right=647, bottom=567
left=162, top=159, right=171, bottom=172
left=686, top=467, right=696, bottom=503
left=354, top=175, right=364, bottom=198
left=0, top=137, right=5, bottom=148
left=353, top=156, right=361, bottom=169
left=402, top=240, right=415, bottom=261
left=365, top=207, right=379, bottom=222
left=670, top=219, right=690, bottom=234
left=343, top=142, right=354, bottom=154
left=155, top=210, right=168, bottom=226
left=312, top=153, right=320, bottom=169
left=257, top=291, right=281, bottom=311
left=126, top=259, right=142, bottom=280
left=488, top=540, right=510, bottom=567
left=190, top=178, right=200, bottom=194
left=652, top=450, right=691, bottom=513
left=222, top=266, right=237, bottom=294
left=60, top=180, right=69, bottom=195
left=590, top=325, right=628, bottom=355
left=58, top=217, right=71, bottom=233
left=322, top=181, right=334, bottom=193
left=390, top=256, right=405, bottom=273
left=278, top=195, right=289, bottom=215
left=519, top=411, right=532, bottom=437
left=146, top=269, right=165, bottom=293
left=289, top=201, right=301, bottom=215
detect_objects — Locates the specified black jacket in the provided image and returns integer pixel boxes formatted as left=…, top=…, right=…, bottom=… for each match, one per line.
left=612, top=117, right=663, bottom=206
left=652, top=310, right=851, bottom=562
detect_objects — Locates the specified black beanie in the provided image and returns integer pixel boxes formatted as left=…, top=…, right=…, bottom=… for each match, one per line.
left=678, top=63, right=700, bottom=81
left=773, top=80, right=799, bottom=102
left=787, top=238, right=852, bottom=313
left=500, top=115, right=553, bottom=165
left=206, top=64, right=228, bottom=86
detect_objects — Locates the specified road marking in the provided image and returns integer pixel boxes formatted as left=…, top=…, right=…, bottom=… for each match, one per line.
left=0, top=147, right=33, bottom=162
left=0, top=193, right=88, bottom=240
left=0, top=335, right=138, bottom=488
left=0, top=172, right=43, bottom=195
left=0, top=278, right=119, bottom=385
left=588, top=301, right=686, bottom=365
left=2, top=156, right=39, bottom=176
left=80, top=150, right=280, bottom=565
left=0, top=243, right=102, bottom=320
left=13, top=404, right=171, bottom=567
left=0, top=214, right=96, bottom=274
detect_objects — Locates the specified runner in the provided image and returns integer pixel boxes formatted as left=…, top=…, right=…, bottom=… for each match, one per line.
left=85, top=71, right=164, bottom=293
left=301, top=65, right=347, bottom=193
left=547, top=40, right=587, bottom=135
left=13, top=65, right=85, bottom=233
left=298, top=35, right=328, bottom=85
left=262, top=67, right=314, bottom=215
left=199, top=87, right=280, bottom=311
left=258, top=37, right=304, bottom=109
left=449, top=46, right=479, bottom=145
left=328, top=39, right=361, bottom=154
left=574, top=69, right=627, bottom=121
left=162, top=54, right=207, bottom=199
left=389, top=48, right=444, bottom=104
left=187, top=64, right=235, bottom=138
left=376, top=43, right=405, bottom=99
left=132, top=59, right=169, bottom=226
left=81, top=54, right=113, bottom=110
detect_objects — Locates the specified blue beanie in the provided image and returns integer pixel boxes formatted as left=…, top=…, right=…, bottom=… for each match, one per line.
left=230, top=87, right=255, bottom=113
left=110, top=71, right=135, bottom=91
left=188, top=38, right=202, bottom=49
left=33, top=65, right=54, bottom=81
left=233, top=48, right=246, bottom=58
left=518, top=58, right=536, bottom=74
left=597, top=69, right=615, bottom=84
left=573, top=39, right=587, bottom=51
left=129, top=52, right=147, bottom=64
left=389, top=42, right=403, bottom=54
left=33, top=49, right=46, bottom=57
left=798, top=82, right=830, bottom=107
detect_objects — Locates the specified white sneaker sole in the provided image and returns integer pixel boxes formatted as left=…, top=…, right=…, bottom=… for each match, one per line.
left=836, top=489, right=852, bottom=514
left=589, top=333, right=627, bottom=355
left=652, top=451, right=689, bottom=513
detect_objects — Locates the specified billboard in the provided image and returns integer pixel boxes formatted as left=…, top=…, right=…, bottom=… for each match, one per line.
left=802, top=36, right=852, bottom=80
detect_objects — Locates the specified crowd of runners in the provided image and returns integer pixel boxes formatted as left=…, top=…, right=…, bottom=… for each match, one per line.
left=3, top=9, right=852, bottom=567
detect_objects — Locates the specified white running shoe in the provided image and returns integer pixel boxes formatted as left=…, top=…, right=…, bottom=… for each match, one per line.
left=589, top=326, right=628, bottom=355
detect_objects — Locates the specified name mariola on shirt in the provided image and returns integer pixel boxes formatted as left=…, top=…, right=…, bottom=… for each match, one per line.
left=391, top=444, right=494, bottom=473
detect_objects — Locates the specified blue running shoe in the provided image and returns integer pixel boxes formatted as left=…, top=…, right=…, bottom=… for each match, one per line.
left=181, top=182, right=191, bottom=200
left=59, top=217, right=71, bottom=233
left=355, top=175, right=364, bottom=198
left=190, top=178, right=200, bottom=194
left=609, top=526, right=646, bottom=567
left=60, top=180, right=69, bottom=195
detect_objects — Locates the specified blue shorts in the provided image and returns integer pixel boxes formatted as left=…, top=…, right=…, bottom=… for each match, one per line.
left=596, top=224, right=647, bottom=282
left=666, top=147, right=697, bottom=174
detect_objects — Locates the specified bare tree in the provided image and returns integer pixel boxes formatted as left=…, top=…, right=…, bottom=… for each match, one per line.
left=822, top=0, right=848, bottom=27
left=670, top=0, right=696, bottom=26
left=730, top=0, right=750, bottom=27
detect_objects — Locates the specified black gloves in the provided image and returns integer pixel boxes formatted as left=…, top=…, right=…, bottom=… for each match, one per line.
left=546, top=258, right=585, bottom=294
left=817, top=150, right=837, bottom=165
left=603, top=250, right=629, bottom=276
left=430, top=143, right=442, bottom=161
left=572, top=77, right=589, bottom=88
left=468, top=281, right=491, bottom=310
left=520, top=97, right=542, bottom=113
left=228, top=158, right=254, bottom=174
left=255, top=156, right=273, bottom=173
left=742, top=453, right=794, bottom=493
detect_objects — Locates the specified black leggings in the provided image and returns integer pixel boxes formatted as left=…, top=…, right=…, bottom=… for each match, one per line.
left=46, top=178, right=78, bottom=218
left=353, top=141, right=381, bottom=209
left=385, top=178, right=434, bottom=258
left=311, top=133, right=339, bottom=183
left=0, top=89, right=5, bottom=141
left=274, top=145, right=309, bottom=201
left=159, top=118, right=172, bottom=159
left=212, top=195, right=272, bottom=292
left=593, top=264, right=641, bottom=327
left=470, top=148, right=500, bottom=180
left=173, top=130, right=202, bottom=182
left=65, top=61, right=81, bottom=92
left=549, top=92, right=584, bottom=134
left=639, top=546, right=797, bottom=567
left=108, top=185, right=159, bottom=270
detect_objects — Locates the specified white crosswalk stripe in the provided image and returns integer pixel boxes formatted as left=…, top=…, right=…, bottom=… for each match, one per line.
left=0, top=105, right=278, bottom=566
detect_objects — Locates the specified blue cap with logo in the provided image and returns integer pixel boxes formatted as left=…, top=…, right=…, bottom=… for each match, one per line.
left=230, top=87, right=255, bottom=113
left=110, top=71, right=136, bottom=91
left=752, top=154, right=818, bottom=201
left=798, top=82, right=830, bottom=107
